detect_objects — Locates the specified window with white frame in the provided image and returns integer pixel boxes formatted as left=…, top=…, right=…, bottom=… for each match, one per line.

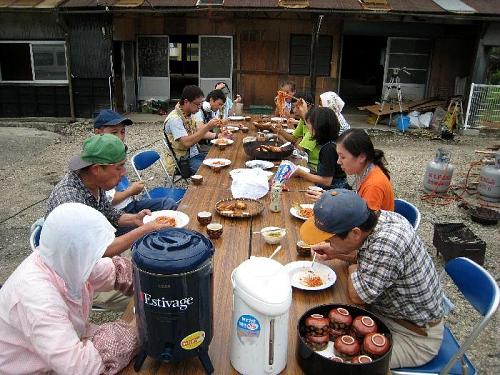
left=0, top=42, right=68, bottom=83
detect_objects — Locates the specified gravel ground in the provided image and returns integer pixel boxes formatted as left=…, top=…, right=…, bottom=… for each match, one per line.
left=0, top=119, right=498, bottom=373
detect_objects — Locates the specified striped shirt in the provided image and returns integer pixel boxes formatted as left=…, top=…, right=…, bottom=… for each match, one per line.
left=351, top=211, right=444, bottom=326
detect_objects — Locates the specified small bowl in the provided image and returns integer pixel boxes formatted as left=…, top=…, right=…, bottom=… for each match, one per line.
left=296, top=240, right=312, bottom=257
left=197, top=211, right=212, bottom=226
left=191, top=175, right=203, bottom=185
left=261, top=226, right=286, bottom=244
left=207, top=223, right=223, bottom=239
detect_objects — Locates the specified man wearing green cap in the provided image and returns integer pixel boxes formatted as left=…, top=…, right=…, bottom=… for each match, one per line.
left=46, top=134, right=172, bottom=257
left=46, top=134, right=176, bottom=310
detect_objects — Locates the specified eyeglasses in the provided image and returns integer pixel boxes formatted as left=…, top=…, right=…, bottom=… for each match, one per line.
left=192, top=100, right=203, bottom=108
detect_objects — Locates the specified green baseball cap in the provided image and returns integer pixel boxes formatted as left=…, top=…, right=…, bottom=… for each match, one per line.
left=68, top=134, right=126, bottom=171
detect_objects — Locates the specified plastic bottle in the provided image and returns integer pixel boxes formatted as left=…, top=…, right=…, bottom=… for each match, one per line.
left=269, top=182, right=282, bottom=212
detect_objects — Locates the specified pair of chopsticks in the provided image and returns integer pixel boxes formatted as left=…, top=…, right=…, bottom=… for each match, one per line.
left=277, top=90, right=315, bottom=107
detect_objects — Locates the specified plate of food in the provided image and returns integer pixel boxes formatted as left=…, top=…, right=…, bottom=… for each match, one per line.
left=284, top=261, right=336, bottom=291
left=228, top=116, right=245, bottom=121
left=270, top=117, right=286, bottom=123
left=290, top=203, right=314, bottom=220
left=215, top=198, right=264, bottom=218
left=245, top=160, right=275, bottom=170
left=210, top=138, right=234, bottom=146
left=284, top=128, right=295, bottom=134
left=225, top=125, right=240, bottom=132
left=143, top=210, right=190, bottom=228
left=203, top=158, right=231, bottom=169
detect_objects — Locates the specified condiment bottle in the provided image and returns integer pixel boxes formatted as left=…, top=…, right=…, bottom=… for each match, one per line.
left=269, top=182, right=282, bottom=212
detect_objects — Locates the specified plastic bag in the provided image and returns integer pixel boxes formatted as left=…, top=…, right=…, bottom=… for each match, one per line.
left=273, top=161, right=298, bottom=184
left=231, top=168, right=269, bottom=199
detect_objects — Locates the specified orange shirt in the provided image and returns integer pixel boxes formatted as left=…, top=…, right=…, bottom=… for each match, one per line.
left=358, top=165, right=395, bottom=211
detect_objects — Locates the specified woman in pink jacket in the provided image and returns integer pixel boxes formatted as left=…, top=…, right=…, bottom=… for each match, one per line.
left=0, top=203, right=138, bottom=374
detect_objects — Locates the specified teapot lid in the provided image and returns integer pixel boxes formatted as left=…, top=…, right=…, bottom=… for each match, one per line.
left=132, top=228, right=214, bottom=273
left=233, top=256, right=291, bottom=311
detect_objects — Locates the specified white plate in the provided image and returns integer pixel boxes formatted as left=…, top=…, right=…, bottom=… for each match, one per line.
left=284, top=128, right=295, bottom=134
left=230, top=168, right=273, bottom=179
left=289, top=204, right=314, bottom=221
left=271, top=117, right=286, bottom=123
left=210, top=138, right=234, bottom=145
left=203, top=158, right=231, bottom=168
left=143, top=210, right=190, bottom=228
left=228, top=116, right=245, bottom=121
left=245, top=160, right=275, bottom=170
left=225, top=125, right=240, bottom=132
left=284, top=261, right=336, bottom=291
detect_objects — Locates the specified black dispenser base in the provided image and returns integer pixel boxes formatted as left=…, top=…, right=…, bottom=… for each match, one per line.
left=133, top=350, right=214, bottom=374
left=198, top=351, right=214, bottom=374
left=134, top=351, right=147, bottom=372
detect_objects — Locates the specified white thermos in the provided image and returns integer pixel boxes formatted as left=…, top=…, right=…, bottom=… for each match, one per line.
left=230, top=257, right=292, bottom=374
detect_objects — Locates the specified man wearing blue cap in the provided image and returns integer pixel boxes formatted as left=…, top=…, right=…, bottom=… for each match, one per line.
left=300, top=189, right=444, bottom=369
left=94, top=109, right=177, bottom=224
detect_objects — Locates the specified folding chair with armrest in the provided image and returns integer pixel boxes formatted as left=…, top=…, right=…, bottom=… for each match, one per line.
left=130, top=150, right=186, bottom=204
left=392, top=257, right=499, bottom=375
left=162, top=138, right=188, bottom=183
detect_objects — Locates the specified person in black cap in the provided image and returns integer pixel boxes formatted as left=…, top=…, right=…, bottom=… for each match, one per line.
left=300, top=189, right=444, bottom=369
left=93, top=109, right=177, bottom=224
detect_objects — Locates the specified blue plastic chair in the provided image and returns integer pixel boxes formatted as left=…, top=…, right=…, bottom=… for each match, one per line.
left=116, top=175, right=130, bottom=192
left=395, top=198, right=421, bottom=230
left=130, top=150, right=186, bottom=204
left=29, top=218, right=44, bottom=251
left=392, top=257, right=499, bottom=375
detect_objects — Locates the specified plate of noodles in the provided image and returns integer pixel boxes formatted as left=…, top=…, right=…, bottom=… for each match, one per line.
left=284, top=261, right=336, bottom=291
left=143, top=210, right=190, bottom=228
left=290, top=203, right=314, bottom=221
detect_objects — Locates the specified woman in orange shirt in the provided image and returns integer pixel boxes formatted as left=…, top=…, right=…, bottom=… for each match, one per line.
left=306, top=129, right=394, bottom=211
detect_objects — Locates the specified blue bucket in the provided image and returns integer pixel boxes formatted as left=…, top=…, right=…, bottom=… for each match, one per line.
left=396, top=115, right=410, bottom=132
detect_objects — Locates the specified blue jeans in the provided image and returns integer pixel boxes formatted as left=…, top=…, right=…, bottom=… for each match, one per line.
left=189, top=152, right=207, bottom=175
left=116, top=197, right=178, bottom=236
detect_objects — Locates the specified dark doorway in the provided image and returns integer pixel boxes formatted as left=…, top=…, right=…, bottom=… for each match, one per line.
left=112, top=41, right=124, bottom=112
left=340, top=35, right=386, bottom=106
left=169, top=35, right=199, bottom=100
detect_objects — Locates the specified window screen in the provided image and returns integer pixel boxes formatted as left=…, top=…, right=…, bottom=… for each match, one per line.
left=33, top=44, right=67, bottom=80
left=289, top=34, right=332, bottom=76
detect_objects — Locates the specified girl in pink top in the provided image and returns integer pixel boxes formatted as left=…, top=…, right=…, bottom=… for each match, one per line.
left=0, top=203, right=138, bottom=374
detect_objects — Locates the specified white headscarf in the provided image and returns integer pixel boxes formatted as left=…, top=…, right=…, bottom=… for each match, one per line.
left=38, top=203, right=116, bottom=302
left=320, top=91, right=350, bottom=134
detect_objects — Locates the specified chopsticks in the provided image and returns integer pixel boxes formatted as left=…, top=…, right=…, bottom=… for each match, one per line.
left=269, top=245, right=282, bottom=259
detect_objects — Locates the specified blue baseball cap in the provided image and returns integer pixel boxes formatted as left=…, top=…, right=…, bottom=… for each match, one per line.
left=300, top=189, right=370, bottom=245
left=94, top=109, right=133, bottom=128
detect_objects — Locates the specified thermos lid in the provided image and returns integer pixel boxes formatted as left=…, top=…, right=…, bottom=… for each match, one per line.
left=232, top=256, right=292, bottom=315
left=132, top=228, right=214, bottom=273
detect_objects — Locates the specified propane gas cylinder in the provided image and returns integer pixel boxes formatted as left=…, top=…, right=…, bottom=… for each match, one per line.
left=478, top=153, right=500, bottom=202
left=423, top=148, right=454, bottom=193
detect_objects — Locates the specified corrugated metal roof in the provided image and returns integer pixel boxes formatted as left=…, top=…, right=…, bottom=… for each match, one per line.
left=0, top=0, right=64, bottom=8
left=1, top=0, right=497, bottom=15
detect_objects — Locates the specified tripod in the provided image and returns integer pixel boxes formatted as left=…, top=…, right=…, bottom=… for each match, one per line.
left=375, top=67, right=410, bottom=126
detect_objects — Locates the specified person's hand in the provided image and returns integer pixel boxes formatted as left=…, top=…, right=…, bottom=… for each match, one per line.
left=142, top=217, right=177, bottom=232
left=234, top=94, right=242, bottom=103
left=292, top=167, right=305, bottom=178
left=295, top=99, right=309, bottom=119
left=206, top=118, right=221, bottom=130
left=134, top=209, right=152, bottom=226
left=218, top=129, right=233, bottom=140
left=220, top=118, right=229, bottom=126
left=129, top=181, right=145, bottom=195
left=311, top=242, right=335, bottom=261
left=305, top=187, right=323, bottom=201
